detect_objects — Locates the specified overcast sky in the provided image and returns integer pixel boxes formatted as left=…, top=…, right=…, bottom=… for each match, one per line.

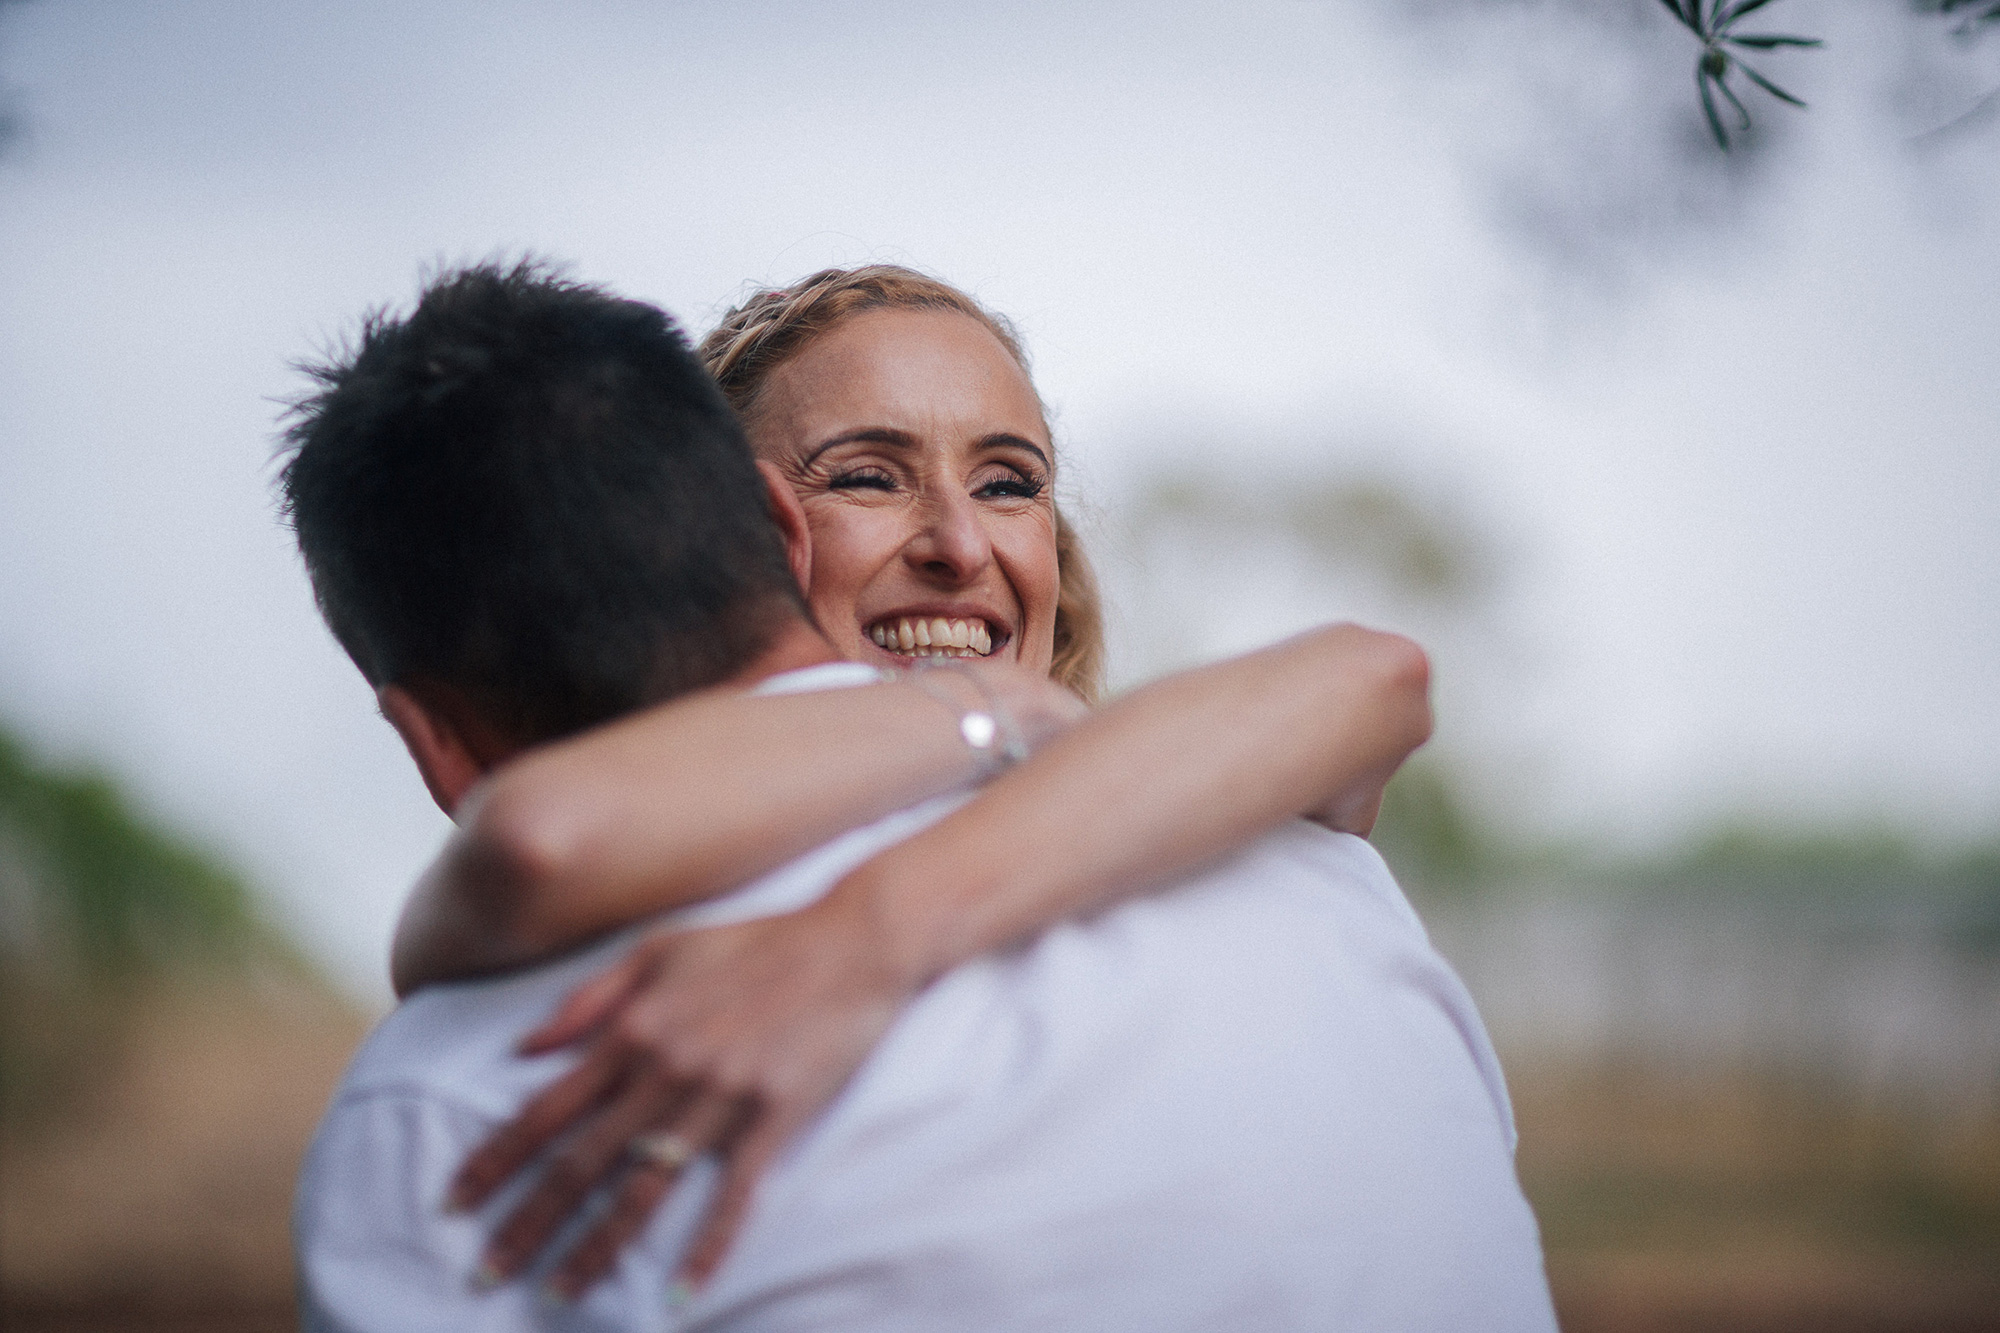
left=3, top=0, right=1995, bottom=999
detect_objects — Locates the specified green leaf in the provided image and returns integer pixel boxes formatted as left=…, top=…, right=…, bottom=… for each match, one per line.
left=1718, top=0, right=1777, bottom=29
left=1698, top=68, right=1731, bottom=148
left=1726, top=33, right=1823, bottom=48
left=1717, top=71, right=1754, bottom=130
left=1658, top=0, right=1698, bottom=33
left=1737, top=60, right=1808, bottom=107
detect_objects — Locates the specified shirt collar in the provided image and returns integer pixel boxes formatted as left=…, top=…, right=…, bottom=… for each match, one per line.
left=750, top=660, right=891, bottom=697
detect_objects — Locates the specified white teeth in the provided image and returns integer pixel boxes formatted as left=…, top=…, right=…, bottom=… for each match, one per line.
left=869, top=616, right=997, bottom=659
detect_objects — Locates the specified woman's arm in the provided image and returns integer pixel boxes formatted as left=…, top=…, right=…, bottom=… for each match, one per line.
left=390, top=672, right=1083, bottom=995
left=396, top=621, right=1421, bottom=995
left=449, top=623, right=1431, bottom=1298
left=842, top=622, right=1430, bottom=992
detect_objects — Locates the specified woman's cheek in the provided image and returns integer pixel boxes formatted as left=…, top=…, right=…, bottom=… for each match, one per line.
left=801, top=509, right=886, bottom=640
left=1006, top=510, right=1062, bottom=674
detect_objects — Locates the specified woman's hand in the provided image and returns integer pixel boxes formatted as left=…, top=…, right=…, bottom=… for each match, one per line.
left=446, top=892, right=922, bottom=1301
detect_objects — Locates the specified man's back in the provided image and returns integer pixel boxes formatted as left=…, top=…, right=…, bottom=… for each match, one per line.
left=298, top=808, right=1553, bottom=1332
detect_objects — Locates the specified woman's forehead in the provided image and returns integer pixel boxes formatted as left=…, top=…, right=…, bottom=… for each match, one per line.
left=751, top=308, right=1048, bottom=451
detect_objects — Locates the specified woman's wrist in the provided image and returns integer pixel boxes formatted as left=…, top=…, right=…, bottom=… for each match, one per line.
left=816, top=842, right=997, bottom=994
left=903, top=667, right=1029, bottom=779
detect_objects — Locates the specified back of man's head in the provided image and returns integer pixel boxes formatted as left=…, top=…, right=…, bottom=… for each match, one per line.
left=280, top=260, right=803, bottom=748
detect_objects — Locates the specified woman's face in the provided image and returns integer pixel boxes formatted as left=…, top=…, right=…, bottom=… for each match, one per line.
left=748, top=308, right=1060, bottom=677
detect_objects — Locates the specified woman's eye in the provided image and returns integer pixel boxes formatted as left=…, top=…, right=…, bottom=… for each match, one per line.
left=828, top=469, right=897, bottom=492
left=976, top=474, right=1045, bottom=500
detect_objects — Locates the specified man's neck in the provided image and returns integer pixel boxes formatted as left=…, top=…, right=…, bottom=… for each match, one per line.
left=723, top=617, right=847, bottom=690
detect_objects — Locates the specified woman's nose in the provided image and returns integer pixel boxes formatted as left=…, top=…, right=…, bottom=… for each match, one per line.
left=903, top=490, right=993, bottom=585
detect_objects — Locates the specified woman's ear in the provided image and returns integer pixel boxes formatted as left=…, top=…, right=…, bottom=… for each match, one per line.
left=378, top=683, right=488, bottom=819
left=758, top=460, right=814, bottom=594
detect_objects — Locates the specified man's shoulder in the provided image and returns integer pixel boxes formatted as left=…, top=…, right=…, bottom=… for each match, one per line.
left=1176, top=820, right=1515, bottom=1141
left=706, top=821, right=1550, bottom=1329
left=1118, top=819, right=1430, bottom=948
left=332, top=936, right=622, bottom=1119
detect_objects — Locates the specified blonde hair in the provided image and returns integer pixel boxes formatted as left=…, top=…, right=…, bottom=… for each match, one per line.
left=698, top=265, right=1105, bottom=701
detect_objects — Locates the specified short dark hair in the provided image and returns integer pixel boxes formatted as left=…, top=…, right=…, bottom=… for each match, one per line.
left=279, top=260, right=803, bottom=746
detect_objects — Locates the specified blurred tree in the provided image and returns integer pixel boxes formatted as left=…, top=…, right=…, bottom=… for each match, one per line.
left=1130, top=469, right=1490, bottom=618
left=1370, top=757, right=1493, bottom=894
left=1123, top=465, right=1508, bottom=888
left=0, top=728, right=262, bottom=974
left=1140, top=475, right=1484, bottom=603
left=0, top=722, right=282, bottom=1124
left=1668, top=818, right=2000, bottom=912
left=0, top=0, right=29, bottom=158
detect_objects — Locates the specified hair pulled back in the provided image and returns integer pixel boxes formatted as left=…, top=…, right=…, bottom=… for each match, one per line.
left=698, top=265, right=1105, bottom=701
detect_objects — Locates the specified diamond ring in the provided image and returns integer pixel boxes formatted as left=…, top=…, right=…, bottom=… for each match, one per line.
left=628, top=1130, right=696, bottom=1171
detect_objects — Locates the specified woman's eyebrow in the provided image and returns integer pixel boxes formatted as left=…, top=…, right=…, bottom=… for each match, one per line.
left=977, top=434, right=1051, bottom=468
left=802, top=428, right=917, bottom=467
left=803, top=429, right=1051, bottom=469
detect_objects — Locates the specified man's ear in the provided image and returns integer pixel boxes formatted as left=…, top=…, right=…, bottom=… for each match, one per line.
left=378, top=683, right=490, bottom=819
left=759, top=460, right=814, bottom=595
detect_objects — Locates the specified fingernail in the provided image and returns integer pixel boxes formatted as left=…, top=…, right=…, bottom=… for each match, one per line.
left=538, top=1280, right=573, bottom=1309
left=469, top=1259, right=507, bottom=1292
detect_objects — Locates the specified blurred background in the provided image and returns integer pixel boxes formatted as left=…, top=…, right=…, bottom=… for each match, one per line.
left=2, top=1, right=1995, bottom=1329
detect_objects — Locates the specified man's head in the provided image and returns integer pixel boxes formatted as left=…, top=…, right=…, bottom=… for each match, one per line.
left=281, top=260, right=811, bottom=810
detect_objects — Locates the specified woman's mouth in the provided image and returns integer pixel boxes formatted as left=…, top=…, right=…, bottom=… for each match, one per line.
left=866, top=616, right=997, bottom=659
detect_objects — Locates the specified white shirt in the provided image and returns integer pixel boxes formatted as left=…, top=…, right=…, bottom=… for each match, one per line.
left=296, top=664, right=1555, bottom=1332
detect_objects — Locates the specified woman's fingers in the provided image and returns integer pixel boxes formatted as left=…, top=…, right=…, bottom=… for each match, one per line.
left=544, top=1093, right=749, bottom=1300
left=539, top=1150, right=681, bottom=1300
left=450, top=1047, right=625, bottom=1212
left=458, top=910, right=912, bottom=1298
left=477, top=1071, right=686, bottom=1283
left=676, top=1114, right=789, bottom=1293
left=519, top=943, right=659, bottom=1055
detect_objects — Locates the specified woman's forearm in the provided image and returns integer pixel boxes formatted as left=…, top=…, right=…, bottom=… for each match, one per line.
left=823, top=623, right=1432, bottom=991
left=390, top=679, right=1001, bottom=994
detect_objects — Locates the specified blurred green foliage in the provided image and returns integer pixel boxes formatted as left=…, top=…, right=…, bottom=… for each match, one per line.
left=1136, top=472, right=1487, bottom=606
left=1371, top=758, right=1493, bottom=893
left=0, top=721, right=281, bottom=1124
left=0, top=726, right=262, bottom=975
left=1368, top=751, right=2000, bottom=943
left=0, top=0, right=28, bottom=157
left=1660, top=821, right=2000, bottom=949
left=1672, top=822, right=2000, bottom=882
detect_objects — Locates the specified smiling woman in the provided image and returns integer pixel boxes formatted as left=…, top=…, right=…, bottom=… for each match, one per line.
left=386, top=265, right=1437, bottom=1301
left=751, top=307, right=1056, bottom=675
left=701, top=266, right=1101, bottom=695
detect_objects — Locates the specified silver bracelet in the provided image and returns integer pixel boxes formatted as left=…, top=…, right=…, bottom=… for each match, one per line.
left=906, top=664, right=1029, bottom=778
